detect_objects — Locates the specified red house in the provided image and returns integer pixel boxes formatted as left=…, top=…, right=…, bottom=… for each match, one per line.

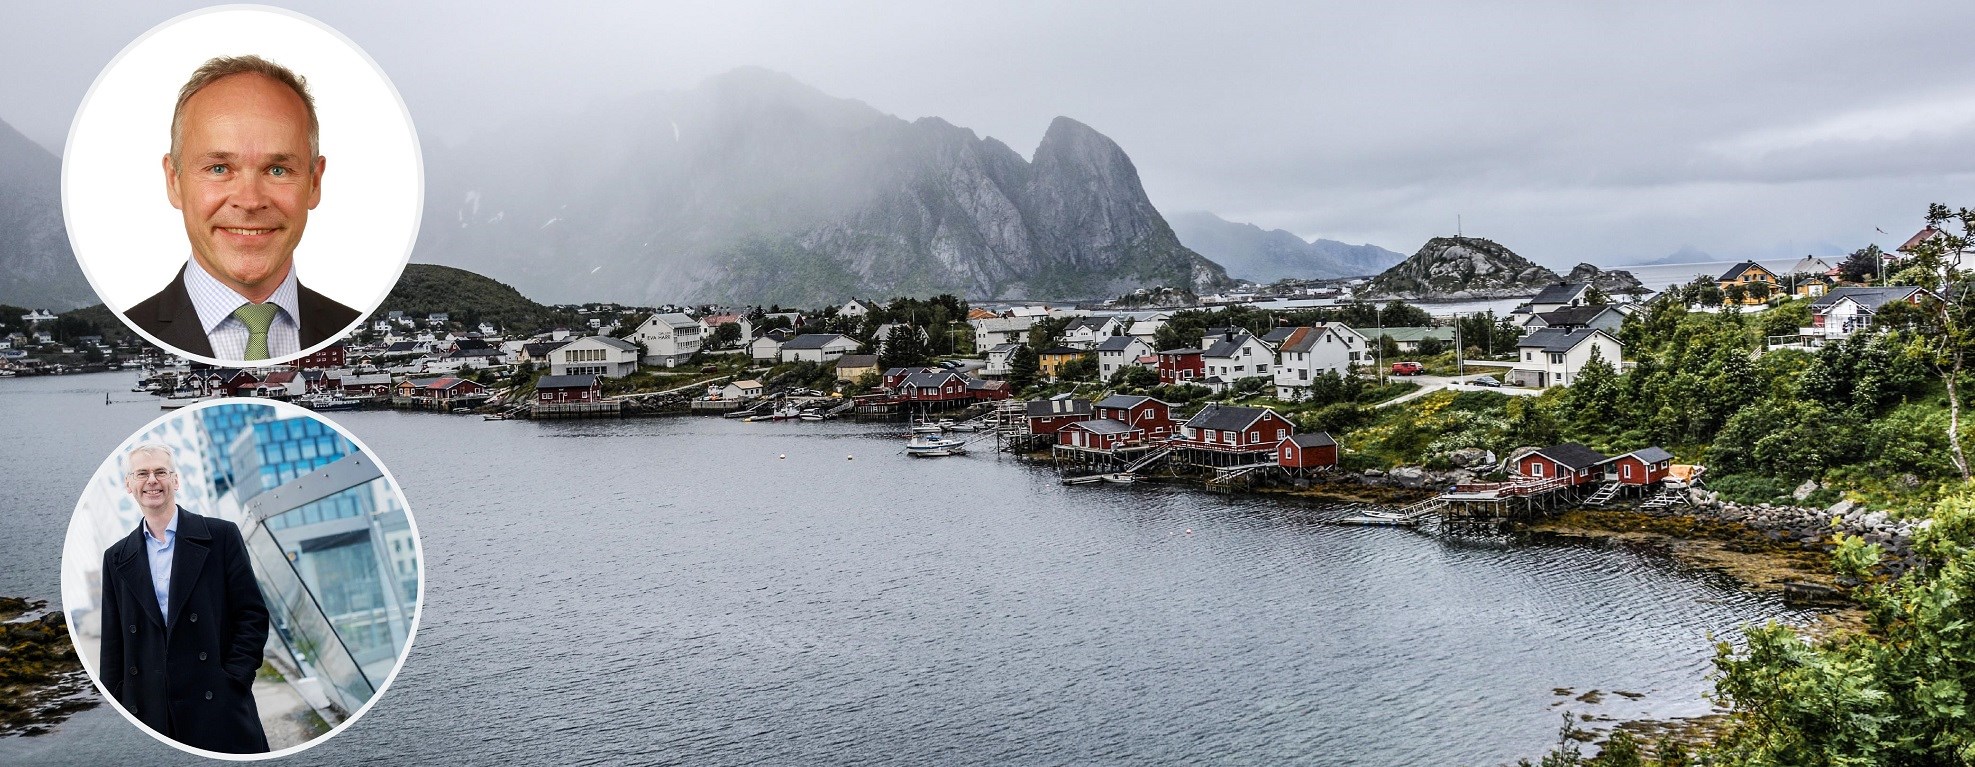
left=1173, top=404, right=1295, bottom=454
left=1608, top=446, right=1673, bottom=486
left=1156, top=348, right=1205, bottom=385
left=1092, top=394, right=1177, bottom=440
left=1058, top=419, right=1136, bottom=450
left=882, top=367, right=927, bottom=390
left=214, top=369, right=261, bottom=396
left=536, top=374, right=603, bottom=404
left=1025, top=398, right=1093, bottom=435
left=1516, top=443, right=1611, bottom=486
left=966, top=378, right=1012, bottom=401
left=296, top=343, right=348, bottom=370
left=896, top=369, right=972, bottom=404
left=1277, top=432, right=1338, bottom=469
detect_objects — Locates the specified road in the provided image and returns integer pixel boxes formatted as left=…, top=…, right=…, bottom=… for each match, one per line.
left=1374, top=369, right=1540, bottom=408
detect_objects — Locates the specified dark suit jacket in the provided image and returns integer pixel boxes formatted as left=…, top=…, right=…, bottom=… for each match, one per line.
left=100, top=508, right=272, bottom=754
left=123, top=265, right=361, bottom=359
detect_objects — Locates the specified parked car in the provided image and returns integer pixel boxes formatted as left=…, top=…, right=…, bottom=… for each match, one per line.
left=1469, top=375, right=1502, bottom=387
left=1391, top=361, right=1424, bottom=376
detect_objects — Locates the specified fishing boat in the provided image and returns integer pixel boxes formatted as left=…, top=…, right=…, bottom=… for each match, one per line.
left=905, top=434, right=967, bottom=457
left=1100, top=472, right=1136, bottom=484
left=297, top=393, right=361, bottom=411
left=159, top=393, right=212, bottom=410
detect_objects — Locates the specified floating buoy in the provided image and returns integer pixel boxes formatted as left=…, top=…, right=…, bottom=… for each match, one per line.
left=847, top=455, right=855, bottom=460
left=778, top=454, right=786, bottom=460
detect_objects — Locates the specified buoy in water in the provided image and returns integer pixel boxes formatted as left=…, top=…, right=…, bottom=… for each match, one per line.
left=778, top=454, right=786, bottom=460
left=847, top=455, right=854, bottom=460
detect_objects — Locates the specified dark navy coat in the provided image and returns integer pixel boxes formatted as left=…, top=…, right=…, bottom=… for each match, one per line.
left=100, top=508, right=271, bottom=754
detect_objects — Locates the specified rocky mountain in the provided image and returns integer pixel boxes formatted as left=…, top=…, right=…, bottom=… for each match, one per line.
left=1364, top=236, right=1561, bottom=299
left=379, top=263, right=584, bottom=333
left=1167, top=211, right=1403, bottom=282
left=0, top=119, right=94, bottom=311
left=417, top=68, right=1231, bottom=306
left=1565, top=262, right=1647, bottom=295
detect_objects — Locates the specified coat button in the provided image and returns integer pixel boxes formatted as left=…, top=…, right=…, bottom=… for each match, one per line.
left=189, top=613, right=198, bottom=623
left=129, top=666, right=139, bottom=676
left=204, top=691, right=213, bottom=700
left=129, top=624, right=137, bottom=633
left=199, top=652, right=208, bottom=661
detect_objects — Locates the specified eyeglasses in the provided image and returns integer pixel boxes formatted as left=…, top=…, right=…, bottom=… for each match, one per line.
left=128, top=469, right=176, bottom=481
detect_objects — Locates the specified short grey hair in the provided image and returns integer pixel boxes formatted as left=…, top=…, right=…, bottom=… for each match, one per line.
left=168, top=55, right=319, bottom=170
left=126, top=442, right=179, bottom=473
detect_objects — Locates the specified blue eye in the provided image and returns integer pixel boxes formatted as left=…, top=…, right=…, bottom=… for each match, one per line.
left=207, top=164, right=228, bottom=175
left=269, top=166, right=287, bottom=177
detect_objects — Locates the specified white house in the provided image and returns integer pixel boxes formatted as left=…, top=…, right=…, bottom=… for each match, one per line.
left=1124, top=313, right=1170, bottom=345
left=550, top=335, right=640, bottom=378
left=719, top=379, right=764, bottom=400
left=1510, top=327, right=1622, bottom=388
left=1526, top=305, right=1625, bottom=335
left=1272, top=326, right=1358, bottom=400
left=627, top=312, right=702, bottom=367
left=1509, top=282, right=1594, bottom=327
left=1062, top=315, right=1123, bottom=349
left=1795, top=286, right=1931, bottom=347
left=1200, top=330, right=1273, bottom=388
left=779, top=333, right=861, bottom=363
left=1094, top=335, right=1152, bottom=380
left=983, top=342, right=1024, bottom=376
left=971, top=316, right=1035, bottom=351
left=750, top=328, right=794, bottom=361
left=840, top=298, right=877, bottom=319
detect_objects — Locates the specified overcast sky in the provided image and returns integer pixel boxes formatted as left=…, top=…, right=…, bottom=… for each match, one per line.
left=7, top=1, right=1972, bottom=268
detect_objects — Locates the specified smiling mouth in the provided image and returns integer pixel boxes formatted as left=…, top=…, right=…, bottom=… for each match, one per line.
left=219, top=227, right=278, bottom=236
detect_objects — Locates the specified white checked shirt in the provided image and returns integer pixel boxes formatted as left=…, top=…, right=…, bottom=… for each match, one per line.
left=183, top=257, right=302, bottom=360
left=140, top=510, right=178, bottom=624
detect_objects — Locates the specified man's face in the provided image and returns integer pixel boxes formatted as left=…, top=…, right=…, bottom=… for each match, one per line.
left=164, top=73, right=324, bottom=300
left=124, top=451, right=180, bottom=515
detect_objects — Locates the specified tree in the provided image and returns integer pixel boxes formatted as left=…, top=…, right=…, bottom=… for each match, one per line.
left=1839, top=244, right=1886, bottom=284
left=878, top=325, right=931, bottom=369
left=1058, top=352, right=1099, bottom=382
left=1417, top=336, right=1447, bottom=357
left=711, top=322, right=743, bottom=348
left=1008, top=346, right=1040, bottom=392
left=1109, top=365, right=1159, bottom=390
left=1725, top=283, right=1749, bottom=305
left=1881, top=203, right=1975, bottom=480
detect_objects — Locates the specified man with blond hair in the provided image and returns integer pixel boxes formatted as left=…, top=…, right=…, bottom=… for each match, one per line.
left=99, top=442, right=270, bottom=753
left=123, top=55, right=358, bottom=363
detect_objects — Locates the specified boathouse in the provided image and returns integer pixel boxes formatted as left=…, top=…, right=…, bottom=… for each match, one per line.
left=896, top=369, right=971, bottom=404
left=1516, top=443, right=1610, bottom=486
left=1025, top=398, right=1093, bottom=435
left=1608, top=446, right=1673, bottom=486
left=1092, top=395, right=1177, bottom=441
left=1277, top=432, right=1338, bottom=470
left=536, top=374, right=603, bottom=404
left=1173, top=404, right=1294, bottom=458
left=1058, top=419, right=1136, bottom=451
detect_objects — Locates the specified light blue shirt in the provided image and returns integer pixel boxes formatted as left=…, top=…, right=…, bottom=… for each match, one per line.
left=183, top=257, right=302, bottom=360
left=140, top=511, right=179, bottom=624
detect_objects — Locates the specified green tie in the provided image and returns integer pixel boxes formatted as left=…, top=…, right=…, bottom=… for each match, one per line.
left=233, top=303, right=280, bottom=361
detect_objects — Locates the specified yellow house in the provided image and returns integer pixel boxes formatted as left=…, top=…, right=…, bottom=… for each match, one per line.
left=1038, top=347, right=1085, bottom=380
left=1716, top=261, right=1780, bottom=305
left=835, top=354, right=880, bottom=383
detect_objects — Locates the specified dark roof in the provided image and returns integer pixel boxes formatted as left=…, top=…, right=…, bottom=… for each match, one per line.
left=1288, top=432, right=1336, bottom=448
left=1808, top=286, right=1925, bottom=313
left=1533, top=305, right=1618, bottom=328
left=1065, top=315, right=1114, bottom=332
left=965, top=379, right=1007, bottom=391
left=1260, top=327, right=1298, bottom=344
left=835, top=354, right=879, bottom=369
left=900, top=369, right=964, bottom=388
left=1532, top=443, right=1610, bottom=470
left=449, top=347, right=503, bottom=359
left=1715, top=261, right=1771, bottom=281
left=537, top=374, right=600, bottom=389
left=575, top=335, right=639, bottom=351
left=1025, top=399, right=1092, bottom=418
left=1624, top=446, right=1674, bottom=464
left=1184, top=403, right=1277, bottom=431
left=782, top=333, right=850, bottom=350
left=1202, top=332, right=1257, bottom=358
left=1156, top=347, right=1204, bottom=356
left=1094, top=394, right=1157, bottom=410
left=385, top=341, right=418, bottom=353
left=1066, top=418, right=1132, bottom=435
left=1517, top=326, right=1613, bottom=353
left=1531, top=282, right=1589, bottom=305
left=1039, top=346, right=1085, bottom=356
left=1096, top=336, right=1142, bottom=352
left=523, top=341, right=568, bottom=356
left=453, top=338, right=495, bottom=351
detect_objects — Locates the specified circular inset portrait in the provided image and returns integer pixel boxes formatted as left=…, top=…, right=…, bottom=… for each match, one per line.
left=61, top=399, right=422, bottom=759
left=63, top=6, right=422, bottom=368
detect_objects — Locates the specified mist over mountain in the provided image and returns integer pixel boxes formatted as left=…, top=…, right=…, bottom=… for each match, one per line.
left=416, top=68, right=1230, bottom=306
left=1168, top=211, right=1403, bottom=282
left=0, top=119, right=93, bottom=311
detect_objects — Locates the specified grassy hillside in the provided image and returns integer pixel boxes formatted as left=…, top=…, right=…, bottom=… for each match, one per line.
left=379, top=264, right=585, bottom=333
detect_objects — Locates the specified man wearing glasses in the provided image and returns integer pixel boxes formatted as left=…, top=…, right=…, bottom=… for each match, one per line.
left=99, top=443, right=270, bottom=753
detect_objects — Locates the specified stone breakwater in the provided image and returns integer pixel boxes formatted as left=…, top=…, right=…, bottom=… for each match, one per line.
left=1336, top=468, right=1923, bottom=573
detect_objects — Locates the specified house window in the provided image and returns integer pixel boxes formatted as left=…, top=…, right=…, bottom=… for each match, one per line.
left=1549, top=352, right=1564, bottom=365
left=1623, top=464, right=1633, bottom=479
left=1531, top=463, right=1545, bottom=477
left=1249, top=430, right=1259, bottom=441
left=1276, top=428, right=1286, bottom=439
left=1525, top=352, right=1533, bottom=361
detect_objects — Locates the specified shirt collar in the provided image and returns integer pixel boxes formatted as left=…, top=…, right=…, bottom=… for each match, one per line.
left=183, top=257, right=301, bottom=335
left=141, top=509, right=180, bottom=544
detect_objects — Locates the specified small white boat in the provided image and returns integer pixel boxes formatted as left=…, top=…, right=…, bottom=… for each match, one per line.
left=1100, top=472, right=1136, bottom=484
left=1061, top=474, right=1105, bottom=485
left=905, top=434, right=967, bottom=457
left=909, top=422, right=945, bottom=434
left=159, top=394, right=213, bottom=410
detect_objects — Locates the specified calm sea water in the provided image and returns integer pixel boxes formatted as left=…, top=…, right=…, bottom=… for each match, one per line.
left=0, top=373, right=1812, bottom=766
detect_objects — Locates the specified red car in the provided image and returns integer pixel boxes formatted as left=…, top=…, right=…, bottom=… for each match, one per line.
left=1391, top=361, right=1424, bottom=376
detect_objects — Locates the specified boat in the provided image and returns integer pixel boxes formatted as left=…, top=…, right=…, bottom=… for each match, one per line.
left=297, top=393, right=361, bottom=411
left=1060, top=474, right=1105, bottom=485
left=905, top=434, right=968, bottom=457
left=799, top=410, right=826, bottom=421
left=909, top=421, right=945, bottom=434
left=1100, top=472, right=1136, bottom=484
left=159, top=394, right=213, bottom=410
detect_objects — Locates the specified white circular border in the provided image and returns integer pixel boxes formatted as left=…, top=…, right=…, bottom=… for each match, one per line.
left=62, top=4, right=423, bottom=368
left=61, top=398, right=426, bottom=761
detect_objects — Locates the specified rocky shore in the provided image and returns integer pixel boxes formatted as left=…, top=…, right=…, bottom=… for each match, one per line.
left=0, top=597, right=97, bottom=737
